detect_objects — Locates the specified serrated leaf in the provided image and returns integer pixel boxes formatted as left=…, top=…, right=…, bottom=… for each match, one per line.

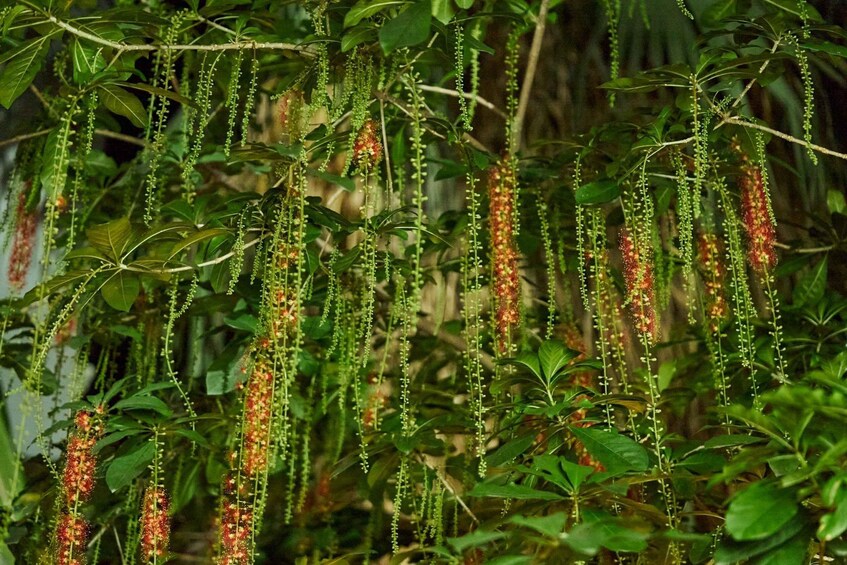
left=87, top=217, right=133, bottom=261
left=0, top=35, right=51, bottom=109
left=106, top=442, right=155, bottom=492
left=101, top=271, right=140, bottom=312
left=568, top=427, right=648, bottom=473
left=99, top=84, right=147, bottom=128
left=379, top=0, right=431, bottom=54
left=725, top=482, right=798, bottom=541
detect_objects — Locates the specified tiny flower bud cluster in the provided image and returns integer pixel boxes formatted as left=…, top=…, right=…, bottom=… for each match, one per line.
left=278, top=89, right=304, bottom=139
left=361, top=373, right=387, bottom=432
left=271, top=289, right=299, bottom=338
left=56, top=409, right=104, bottom=565
left=140, top=486, right=170, bottom=562
left=9, top=191, right=37, bottom=291
left=619, top=229, right=657, bottom=342
left=352, top=119, right=383, bottom=173
left=739, top=162, right=777, bottom=275
left=488, top=158, right=521, bottom=353
left=697, top=232, right=729, bottom=333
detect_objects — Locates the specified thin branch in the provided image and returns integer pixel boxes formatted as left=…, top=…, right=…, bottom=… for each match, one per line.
left=512, top=0, right=552, bottom=149
left=721, top=116, right=847, bottom=161
left=123, top=235, right=264, bottom=274
left=730, top=38, right=782, bottom=110
left=417, top=84, right=507, bottom=119
left=39, top=11, right=314, bottom=55
left=0, top=129, right=51, bottom=148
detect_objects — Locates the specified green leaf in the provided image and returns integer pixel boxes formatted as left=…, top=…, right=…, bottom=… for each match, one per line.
left=725, top=482, right=799, bottom=541
left=510, top=351, right=542, bottom=380
left=761, top=0, right=822, bottom=21
left=307, top=168, right=356, bottom=191
left=793, top=257, right=827, bottom=308
left=341, top=24, right=377, bottom=53
left=71, top=39, right=106, bottom=84
left=99, top=84, right=148, bottom=128
left=509, top=512, right=567, bottom=538
left=0, top=36, right=51, bottom=109
left=565, top=519, right=649, bottom=555
left=446, top=530, right=505, bottom=552
left=702, top=0, right=737, bottom=27
left=345, top=0, right=406, bottom=28
left=455, top=0, right=474, bottom=9
left=379, top=0, right=432, bottom=54
left=819, top=489, right=847, bottom=541
left=467, top=482, right=564, bottom=501
left=575, top=179, right=620, bottom=206
left=568, top=427, right=649, bottom=474
left=106, top=442, right=155, bottom=492
left=113, top=395, right=173, bottom=416
left=485, top=434, right=535, bottom=467
left=432, top=0, right=455, bottom=24
left=538, top=341, right=578, bottom=381
left=87, top=217, right=133, bottom=261
left=169, top=228, right=231, bottom=259
left=101, top=271, right=140, bottom=312
left=714, top=513, right=807, bottom=564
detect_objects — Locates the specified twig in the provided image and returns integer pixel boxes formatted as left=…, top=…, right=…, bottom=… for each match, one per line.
left=0, top=129, right=51, bottom=148
left=417, top=84, right=507, bottom=119
left=123, top=234, right=264, bottom=274
left=730, top=38, right=782, bottom=110
left=512, top=0, right=551, bottom=149
left=720, top=116, right=847, bottom=161
left=38, top=11, right=314, bottom=55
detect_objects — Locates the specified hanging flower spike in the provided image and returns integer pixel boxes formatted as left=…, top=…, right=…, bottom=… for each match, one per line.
left=140, top=486, right=171, bottom=563
left=56, top=512, right=89, bottom=565
left=488, top=158, right=521, bottom=353
left=278, top=88, right=304, bottom=140
left=561, top=324, right=604, bottom=472
left=240, top=358, right=274, bottom=477
left=697, top=232, right=729, bottom=333
left=352, top=118, right=383, bottom=174
left=739, top=162, right=777, bottom=275
left=619, top=229, right=657, bottom=342
left=218, top=497, right=254, bottom=565
left=8, top=190, right=38, bottom=291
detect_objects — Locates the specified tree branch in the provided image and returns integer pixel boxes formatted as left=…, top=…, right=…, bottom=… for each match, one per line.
left=512, top=0, right=551, bottom=150
left=417, top=84, right=507, bottom=120
left=721, top=116, right=847, bottom=161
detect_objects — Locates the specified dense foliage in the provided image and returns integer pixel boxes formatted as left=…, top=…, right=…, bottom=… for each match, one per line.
left=1, top=0, right=847, bottom=563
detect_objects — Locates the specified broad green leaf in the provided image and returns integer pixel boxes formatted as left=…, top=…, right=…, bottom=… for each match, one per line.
left=568, top=427, right=648, bottom=473
left=341, top=24, right=377, bottom=53
left=432, top=0, right=454, bottom=24
left=113, top=395, right=173, bottom=416
left=0, top=411, right=21, bottom=508
left=106, top=442, right=155, bottom=492
left=725, top=482, right=799, bottom=541
left=702, top=0, right=737, bottom=27
left=345, top=0, right=406, bottom=28
left=565, top=520, right=649, bottom=555
left=715, top=512, right=808, bottom=564
left=485, top=434, right=535, bottom=467
left=116, top=81, right=197, bottom=108
left=101, top=271, right=140, bottom=312
left=509, top=351, right=542, bottom=380
left=379, top=0, right=432, bottom=54
left=819, top=489, right=847, bottom=541
left=509, top=513, right=567, bottom=538
left=753, top=534, right=809, bottom=565
left=575, top=179, right=620, bottom=206
left=65, top=246, right=110, bottom=262
left=72, top=39, right=106, bottom=84
left=446, top=530, right=505, bottom=552
left=99, top=84, right=148, bottom=128
left=467, top=482, right=564, bottom=501
left=87, top=217, right=133, bottom=261
left=0, top=36, right=51, bottom=109
left=538, top=341, right=578, bottom=381
left=455, top=0, right=473, bottom=8
left=793, top=257, right=827, bottom=307
left=761, top=0, right=822, bottom=21
left=307, top=168, right=356, bottom=191
left=169, top=228, right=231, bottom=259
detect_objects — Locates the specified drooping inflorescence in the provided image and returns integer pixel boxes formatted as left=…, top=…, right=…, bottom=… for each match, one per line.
left=240, top=357, right=275, bottom=478
left=8, top=190, right=37, bottom=291
left=697, top=232, right=729, bottom=333
left=56, top=409, right=104, bottom=565
left=140, top=486, right=170, bottom=562
left=619, top=228, right=657, bottom=342
left=488, top=157, right=521, bottom=353
left=739, top=161, right=777, bottom=275
left=352, top=118, right=383, bottom=174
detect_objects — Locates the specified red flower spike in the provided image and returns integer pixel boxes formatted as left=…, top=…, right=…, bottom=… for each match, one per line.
left=218, top=498, right=254, bottom=565
left=561, top=324, right=604, bottom=472
left=352, top=119, right=383, bottom=173
left=8, top=191, right=37, bottom=291
left=240, top=359, right=274, bottom=477
left=487, top=158, right=521, bottom=353
left=61, top=411, right=103, bottom=507
left=739, top=163, right=777, bottom=275
left=140, top=486, right=171, bottom=562
left=56, top=513, right=89, bottom=565
left=619, top=229, right=657, bottom=342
